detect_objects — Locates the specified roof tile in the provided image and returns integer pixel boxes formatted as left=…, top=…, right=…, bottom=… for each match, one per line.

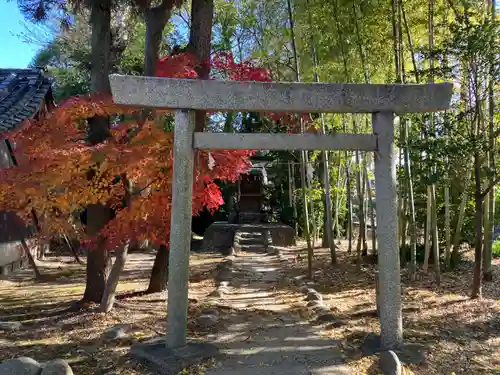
left=0, top=68, right=53, bottom=132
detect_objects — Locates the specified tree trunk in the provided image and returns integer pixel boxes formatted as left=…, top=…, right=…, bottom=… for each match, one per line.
left=472, top=152, right=483, bottom=298
left=189, top=0, right=214, bottom=132
left=87, top=0, right=112, bottom=144
left=363, top=171, right=369, bottom=255
left=21, top=239, right=41, bottom=280
left=291, top=162, right=299, bottom=235
left=286, top=0, right=313, bottom=278
left=100, top=242, right=129, bottom=312
left=353, top=118, right=367, bottom=261
left=89, top=0, right=112, bottom=96
left=334, top=160, right=343, bottom=241
left=301, top=150, right=313, bottom=278
left=451, top=166, right=473, bottom=265
left=483, top=190, right=491, bottom=278
left=401, top=0, right=419, bottom=83
left=364, top=162, right=376, bottom=256
left=424, top=0, right=437, bottom=276
left=483, top=0, right=496, bottom=282
left=400, top=182, right=408, bottom=265
left=423, top=186, right=432, bottom=272
left=322, top=198, right=328, bottom=248
left=82, top=205, right=112, bottom=303
left=351, top=3, right=376, bottom=257
left=63, top=233, right=83, bottom=265
left=431, top=183, right=441, bottom=285
left=403, top=119, right=417, bottom=279
left=321, top=150, right=336, bottom=263
left=83, top=243, right=111, bottom=303
left=306, top=153, right=316, bottom=250
left=484, top=190, right=495, bottom=281
left=345, top=150, right=353, bottom=254
left=444, top=180, right=451, bottom=269
left=288, top=161, right=297, bottom=234
left=391, top=0, right=402, bottom=83
left=144, top=1, right=176, bottom=76
left=82, top=0, right=113, bottom=304
left=147, top=245, right=170, bottom=293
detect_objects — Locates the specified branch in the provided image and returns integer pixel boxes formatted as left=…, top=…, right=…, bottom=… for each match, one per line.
left=481, top=175, right=500, bottom=199
left=121, top=173, right=133, bottom=207
left=133, top=179, right=158, bottom=197
left=118, top=110, right=150, bottom=144
left=155, top=0, right=177, bottom=13
left=445, top=0, right=462, bottom=21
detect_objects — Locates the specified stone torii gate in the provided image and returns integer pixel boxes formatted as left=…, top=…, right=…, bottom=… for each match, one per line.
left=110, top=75, right=452, bottom=368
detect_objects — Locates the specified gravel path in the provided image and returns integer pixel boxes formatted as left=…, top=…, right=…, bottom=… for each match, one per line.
left=205, top=250, right=352, bottom=375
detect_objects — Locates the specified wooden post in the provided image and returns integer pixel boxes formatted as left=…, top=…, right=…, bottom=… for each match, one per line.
left=372, top=111, right=403, bottom=350
left=166, top=109, right=196, bottom=348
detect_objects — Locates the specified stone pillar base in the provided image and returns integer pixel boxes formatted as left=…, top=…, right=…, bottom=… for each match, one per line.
left=130, top=339, right=219, bottom=375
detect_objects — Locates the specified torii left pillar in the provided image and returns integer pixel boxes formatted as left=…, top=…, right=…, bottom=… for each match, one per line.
left=129, top=109, right=218, bottom=372
left=166, top=109, right=196, bottom=347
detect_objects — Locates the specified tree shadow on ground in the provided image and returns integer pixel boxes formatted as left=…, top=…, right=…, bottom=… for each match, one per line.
left=1, top=241, right=498, bottom=375
left=0, top=329, right=154, bottom=375
left=347, top=308, right=499, bottom=375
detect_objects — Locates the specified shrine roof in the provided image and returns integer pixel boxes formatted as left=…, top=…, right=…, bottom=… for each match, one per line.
left=0, top=68, right=54, bottom=132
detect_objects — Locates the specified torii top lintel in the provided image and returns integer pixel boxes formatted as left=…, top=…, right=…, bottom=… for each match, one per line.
left=109, top=75, right=453, bottom=114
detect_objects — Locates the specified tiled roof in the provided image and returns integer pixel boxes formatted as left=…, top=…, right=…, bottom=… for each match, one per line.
left=0, top=68, right=53, bottom=132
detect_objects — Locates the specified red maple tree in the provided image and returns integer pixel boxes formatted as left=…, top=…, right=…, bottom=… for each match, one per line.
left=0, top=52, right=276, bottom=251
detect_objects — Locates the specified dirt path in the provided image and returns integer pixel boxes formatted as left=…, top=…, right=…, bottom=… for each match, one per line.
left=203, top=250, right=352, bottom=375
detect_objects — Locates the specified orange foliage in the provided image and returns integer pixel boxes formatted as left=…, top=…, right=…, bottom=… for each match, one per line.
left=0, top=51, right=311, bottom=250
left=0, top=52, right=260, bottom=250
left=0, top=100, right=252, bottom=250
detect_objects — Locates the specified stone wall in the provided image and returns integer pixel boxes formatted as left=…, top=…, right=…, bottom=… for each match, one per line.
left=202, top=222, right=296, bottom=254
left=0, top=242, right=23, bottom=270
left=0, top=140, right=33, bottom=274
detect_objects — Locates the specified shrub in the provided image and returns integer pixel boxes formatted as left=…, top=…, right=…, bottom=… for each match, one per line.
left=492, top=240, right=500, bottom=258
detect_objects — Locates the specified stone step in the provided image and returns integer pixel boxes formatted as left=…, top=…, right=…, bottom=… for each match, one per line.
left=237, top=232, right=264, bottom=239
left=206, top=361, right=350, bottom=375
left=238, top=244, right=266, bottom=252
left=237, top=237, right=266, bottom=245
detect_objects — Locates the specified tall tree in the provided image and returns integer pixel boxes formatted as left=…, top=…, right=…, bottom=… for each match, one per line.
left=286, top=0, right=313, bottom=278
left=140, top=0, right=183, bottom=76
left=82, top=0, right=115, bottom=304
left=483, top=0, right=497, bottom=282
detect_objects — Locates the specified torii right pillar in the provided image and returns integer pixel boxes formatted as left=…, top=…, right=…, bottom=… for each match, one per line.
left=372, top=111, right=402, bottom=350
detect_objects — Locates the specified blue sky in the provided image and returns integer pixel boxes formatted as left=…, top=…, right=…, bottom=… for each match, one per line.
left=0, top=1, right=41, bottom=68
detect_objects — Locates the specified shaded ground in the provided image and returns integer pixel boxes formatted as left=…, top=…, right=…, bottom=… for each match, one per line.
left=0, top=250, right=222, bottom=375
left=0, top=241, right=498, bottom=375
left=278, top=241, right=500, bottom=375
left=203, top=251, right=351, bottom=375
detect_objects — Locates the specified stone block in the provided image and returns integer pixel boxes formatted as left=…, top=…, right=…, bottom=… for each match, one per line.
left=307, top=300, right=324, bottom=308
left=306, top=290, right=323, bottom=302
left=102, top=324, right=132, bottom=341
left=270, top=226, right=295, bottom=246
left=202, top=223, right=295, bottom=254
left=130, top=339, right=219, bottom=375
left=361, top=334, right=427, bottom=365
left=0, top=357, right=42, bottom=375
left=40, top=359, right=73, bottom=375
left=196, top=314, right=218, bottom=328
left=202, top=222, right=237, bottom=255
left=379, top=351, right=401, bottom=375
left=208, top=289, right=224, bottom=298
left=0, top=321, right=22, bottom=331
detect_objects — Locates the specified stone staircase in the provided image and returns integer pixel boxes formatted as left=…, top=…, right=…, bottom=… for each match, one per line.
left=233, top=230, right=271, bottom=253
